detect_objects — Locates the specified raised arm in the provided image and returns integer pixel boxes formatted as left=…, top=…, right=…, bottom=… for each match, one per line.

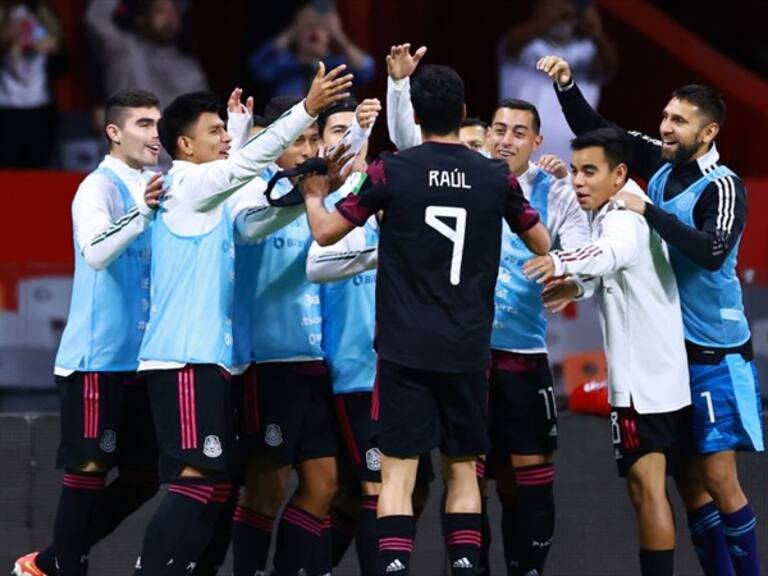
left=84, top=0, right=125, bottom=56
left=226, top=87, right=255, bottom=153
left=185, top=63, right=354, bottom=213
left=386, top=43, right=425, bottom=150
left=536, top=55, right=661, bottom=180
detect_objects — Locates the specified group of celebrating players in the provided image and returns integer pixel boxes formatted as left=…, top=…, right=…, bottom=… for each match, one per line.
left=12, top=40, right=763, bottom=576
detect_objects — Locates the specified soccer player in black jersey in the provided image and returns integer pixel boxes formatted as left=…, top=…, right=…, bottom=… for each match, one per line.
left=299, top=64, right=549, bottom=576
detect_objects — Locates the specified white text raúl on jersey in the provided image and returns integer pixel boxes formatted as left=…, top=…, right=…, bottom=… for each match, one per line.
left=428, top=169, right=472, bottom=189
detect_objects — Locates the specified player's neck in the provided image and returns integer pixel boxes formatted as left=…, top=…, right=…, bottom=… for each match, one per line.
left=421, top=130, right=461, bottom=145
left=108, top=151, right=144, bottom=172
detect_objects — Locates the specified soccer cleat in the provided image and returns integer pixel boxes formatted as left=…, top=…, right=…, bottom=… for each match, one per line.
left=12, top=552, right=47, bottom=576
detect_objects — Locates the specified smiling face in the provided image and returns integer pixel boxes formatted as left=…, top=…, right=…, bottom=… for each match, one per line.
left=277, top=125, right=320, bottom=171
left=490, top=107, right=542, bottom=175
left=106, top=106, right=162, bottom=168
left=177, top=111, right=232, bottom=164
left=659, top=97, right=719, bottom=164
left=570, top=146, right=627, bottom=211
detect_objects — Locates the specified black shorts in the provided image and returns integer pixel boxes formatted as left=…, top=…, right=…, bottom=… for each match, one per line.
left=145, top=365, right=236, bottom=482
left=241, top=362, right=337, bottom=466
left=56, top=372, right=157, bottom=472
left=373, top=359, right=490, bottom=458
left=611, top=405, right=690, bottom=477
left=488, top=351, right=558, bottom=460
left=335, top=391, right=435, bottom=484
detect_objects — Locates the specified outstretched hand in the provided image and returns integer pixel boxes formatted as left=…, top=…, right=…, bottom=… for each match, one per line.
left=227, top=87, right=254, bottom=116
left=305, top=62, right=354, bottom=117
left=386, top=43, right=427, bottom=81
left=536, top=55, right=573, bottom=87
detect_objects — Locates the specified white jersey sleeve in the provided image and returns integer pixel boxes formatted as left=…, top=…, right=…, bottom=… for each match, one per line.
left=226, top=110, right=254, bottom=153
left=386, top=76, right=422, bottom=150
left=174, top=100, right=316, bottom=213
left=228, top=176, right=305, bottom=243
left=73, top=173, right=152, bottom=270
left=547, top=175, right=590, bottom=251
left=306, top=223, right=378, bottom=283
left=552, top=208, right=643, bottom=278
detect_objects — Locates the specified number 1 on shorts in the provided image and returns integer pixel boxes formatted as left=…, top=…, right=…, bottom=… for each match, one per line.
left=700, top=390, right=716, bottom=423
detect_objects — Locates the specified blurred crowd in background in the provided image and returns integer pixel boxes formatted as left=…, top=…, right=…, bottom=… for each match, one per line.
left=0, top=0, right=766, bottom=172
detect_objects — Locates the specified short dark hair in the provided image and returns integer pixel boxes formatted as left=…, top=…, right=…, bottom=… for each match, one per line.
left=570, top=127, right=633, bottom=170
left=671, top=84, right=726, bottom=126
left=461, top=117, right=488, bottom=130
left=264, top=95, right=304, bottom=125
left=158, top=91, right=222, bottom=157
left=410, top=65, right=465, bottom=135
left=318, top=97, right=358, bottom=136
left=104, top=89, right=160, bottom=129
left=494, top=99, right=541, bottom=134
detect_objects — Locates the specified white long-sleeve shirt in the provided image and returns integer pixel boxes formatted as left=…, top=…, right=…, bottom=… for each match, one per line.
left=159, top=100, right=315, bottom=238
left=138, top=100, right=315, bottom=372
left=551, top=182, right=691, bottom=414
left=72, top=155, right=154, bottom=271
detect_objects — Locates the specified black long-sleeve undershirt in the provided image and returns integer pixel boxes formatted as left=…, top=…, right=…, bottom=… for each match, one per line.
left=555, top=81, right=747, bottom=271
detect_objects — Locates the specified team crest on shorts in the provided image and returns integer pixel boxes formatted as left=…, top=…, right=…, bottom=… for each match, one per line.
left=265, top=424, right=283, bottom=447
left=99, top=429, right=117, bottom=453
left=365, top=448, right=381, bottom=471
left=203, top=435, right=223, bottom=458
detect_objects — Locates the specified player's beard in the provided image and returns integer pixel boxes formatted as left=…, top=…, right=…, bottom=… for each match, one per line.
left=664, top=139, right=700, bottom=165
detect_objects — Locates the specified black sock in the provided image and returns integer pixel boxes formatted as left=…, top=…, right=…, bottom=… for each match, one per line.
left=133, top=480, right=231, bottom=575
left=88, top=468, right=159, bottom=546
left=639, top=549, right=675, bottom=576
left=498, top=491, right=519, bottom=576
left=191, top=491, right=238, bottom=576
left=511, top=464, right=555, bottom=575
left=53, top=471, right=106, bottom=576
left=355, top=495, right=379, bottom=576
left=444, top=512, right=483, bottom=575
left=316, top=516, right=332, bottom=575
left=479, top=497, right=492, bottom=576
left=231, top=505, right=274, bottom=576
left=330, top=508, right=357, bottom=568
left=272, top=503, right=324, bottom=576
left=378, top=515, right=415, bottom=576
left=35, top=469, right=159, bottom=576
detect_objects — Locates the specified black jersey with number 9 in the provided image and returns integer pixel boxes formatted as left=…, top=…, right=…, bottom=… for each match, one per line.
left=336, top=142, right=539, bottom=373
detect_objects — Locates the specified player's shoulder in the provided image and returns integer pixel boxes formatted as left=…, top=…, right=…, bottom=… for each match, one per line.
left=74, top=169, right=119, bottom=203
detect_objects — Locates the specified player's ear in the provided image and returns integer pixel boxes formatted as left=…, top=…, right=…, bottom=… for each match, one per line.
left=701, top=121, right=719, bottom=145
left=105, top=124, right=121, bottom=146
left=413, top=110, right=421, bottom=126
left=461, top=103, right=467, bottom=122
left=614, top=163, right=628, bottom=187
left=177, top=134, right=193, bottom=156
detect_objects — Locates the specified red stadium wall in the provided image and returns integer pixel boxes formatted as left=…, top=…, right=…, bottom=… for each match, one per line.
left=0, top=171, right=766, bottom=313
